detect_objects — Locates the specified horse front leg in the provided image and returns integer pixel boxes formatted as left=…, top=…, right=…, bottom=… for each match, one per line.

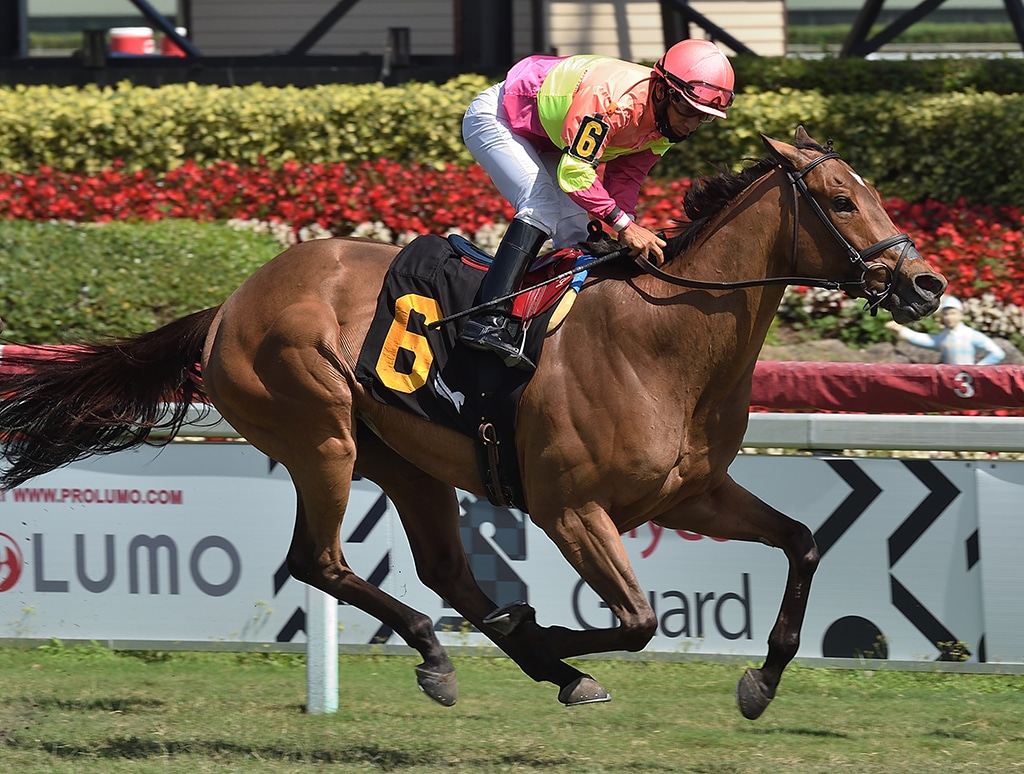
left=657, top=476, right=820, bottom=720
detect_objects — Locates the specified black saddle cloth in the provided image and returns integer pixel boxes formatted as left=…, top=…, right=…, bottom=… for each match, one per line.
left=354, top=234, right=565, bottom=511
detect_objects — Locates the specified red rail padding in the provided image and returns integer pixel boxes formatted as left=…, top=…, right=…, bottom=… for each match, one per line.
left=751, top=361, right=1024, bottom=413
left=2, top=343, right=1022, bottom=413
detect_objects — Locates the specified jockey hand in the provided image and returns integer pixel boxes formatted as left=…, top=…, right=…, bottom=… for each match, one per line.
left=618, top=222, right=666, bottom=266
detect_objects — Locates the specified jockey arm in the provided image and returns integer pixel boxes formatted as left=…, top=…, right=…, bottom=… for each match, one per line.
left=973, top=330, right=1006, bottom=365
left=555, top=116, right=668, bottom=263
left=533, top=55, right=678, bottom=262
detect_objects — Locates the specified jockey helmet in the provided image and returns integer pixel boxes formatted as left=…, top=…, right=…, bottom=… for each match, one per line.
left=651, top=39, right=735, bottom=140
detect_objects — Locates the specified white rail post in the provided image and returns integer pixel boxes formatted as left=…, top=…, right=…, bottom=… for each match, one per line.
left=305, top=585, right=338, bottom=714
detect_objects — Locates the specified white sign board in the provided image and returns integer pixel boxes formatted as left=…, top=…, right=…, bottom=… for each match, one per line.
left=2, top=443, right=1022, bottom=664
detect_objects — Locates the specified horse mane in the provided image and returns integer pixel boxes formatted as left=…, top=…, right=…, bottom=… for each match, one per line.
left=669, top=136, right=830, bottom=256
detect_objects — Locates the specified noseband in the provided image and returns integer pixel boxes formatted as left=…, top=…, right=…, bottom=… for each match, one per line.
left=636, top=147, right=917, bottom=315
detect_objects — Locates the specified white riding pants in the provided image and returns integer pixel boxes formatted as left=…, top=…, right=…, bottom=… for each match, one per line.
left=462, top=83, right=591, bottom=248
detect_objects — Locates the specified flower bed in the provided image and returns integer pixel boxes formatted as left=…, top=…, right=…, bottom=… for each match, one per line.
left=0, top=159, right=515, bottom=237
left=2, top=159, right=1023, bottom=345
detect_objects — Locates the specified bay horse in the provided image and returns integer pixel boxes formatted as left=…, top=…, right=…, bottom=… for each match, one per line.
left=0, top=127, right=944, bottom=719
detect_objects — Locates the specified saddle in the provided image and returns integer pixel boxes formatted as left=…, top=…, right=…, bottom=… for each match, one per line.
left=447, top=233, right=591, bottom=327
left=354, top=233, right=604, bottom=512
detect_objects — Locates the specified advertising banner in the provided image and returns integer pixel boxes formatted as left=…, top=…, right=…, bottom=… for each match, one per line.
left=2, top=443, right=1021, bottom=664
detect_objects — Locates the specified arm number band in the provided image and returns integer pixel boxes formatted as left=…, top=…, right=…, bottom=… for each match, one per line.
left=603, top=207, right=632, bottom=233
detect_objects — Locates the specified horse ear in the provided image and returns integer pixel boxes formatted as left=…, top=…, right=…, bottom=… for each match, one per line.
left=760, top=132, right=798, bottom=167
left=794, top=124, right=814, bottom=146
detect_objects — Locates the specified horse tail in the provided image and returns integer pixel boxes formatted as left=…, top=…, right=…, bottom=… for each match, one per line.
left=0, top=306, right=219, bottom=489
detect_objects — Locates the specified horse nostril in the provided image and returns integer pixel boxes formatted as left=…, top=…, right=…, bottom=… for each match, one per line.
left=914, top=273, right=946, bottom=299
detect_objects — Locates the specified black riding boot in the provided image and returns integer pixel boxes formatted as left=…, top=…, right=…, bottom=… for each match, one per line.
left=459, top=219, right=548, bottom=371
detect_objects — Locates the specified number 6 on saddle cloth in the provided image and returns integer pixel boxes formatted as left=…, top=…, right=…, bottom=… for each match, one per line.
left=353, top=232, right=604, bottom=510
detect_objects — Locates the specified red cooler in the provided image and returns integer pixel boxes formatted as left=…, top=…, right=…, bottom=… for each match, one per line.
left=108, top=27, right=155, bottom=55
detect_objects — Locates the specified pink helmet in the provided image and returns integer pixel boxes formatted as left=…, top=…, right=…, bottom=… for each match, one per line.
left=653, top=39, right=735, bottom=120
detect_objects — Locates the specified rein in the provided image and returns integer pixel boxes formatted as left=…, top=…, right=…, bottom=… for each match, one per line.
left=432, top=146, right=915, bottom=329
left=635, top=148, right=917, bottom=316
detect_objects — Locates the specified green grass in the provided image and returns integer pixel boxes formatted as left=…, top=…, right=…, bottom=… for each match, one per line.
left=2, top=644, right=1024, bottom=772
left=0, top=219, right=284, bottom=344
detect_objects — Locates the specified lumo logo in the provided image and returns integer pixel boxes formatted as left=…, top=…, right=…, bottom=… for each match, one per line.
left=30, top=533, right=241, bottom=596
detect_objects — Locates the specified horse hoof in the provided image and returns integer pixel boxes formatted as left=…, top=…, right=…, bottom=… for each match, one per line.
left=415, top=664, right=458, bottom=707
left=483, top=600, right=536, bottom=636
left=558, top=675, right=611, bottom=706
left=736, top=668, right=775, bottom=720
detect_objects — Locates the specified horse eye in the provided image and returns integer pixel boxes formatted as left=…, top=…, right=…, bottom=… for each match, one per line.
left=834, top=195, right=855, bottom=212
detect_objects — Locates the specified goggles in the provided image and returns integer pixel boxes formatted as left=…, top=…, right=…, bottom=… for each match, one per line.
left=670, top=80, right=734, bottom=111
left=666, top=89, right=715, bottom=123
left=659, top=67, right=734, bottom=114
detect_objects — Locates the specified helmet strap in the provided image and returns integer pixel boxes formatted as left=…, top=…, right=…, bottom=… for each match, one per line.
left=651, top=76, right=689, bottom=144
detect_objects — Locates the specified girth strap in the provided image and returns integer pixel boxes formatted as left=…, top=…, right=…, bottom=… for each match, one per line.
left=478, top=421, right=515, bottom=508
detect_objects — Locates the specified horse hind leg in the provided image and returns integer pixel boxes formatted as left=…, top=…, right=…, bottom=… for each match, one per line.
left=352, top=426, right=596, bottom=704
left=286, top=440, right=458, bottom=707
left=206, top=300, right=455, bottom=705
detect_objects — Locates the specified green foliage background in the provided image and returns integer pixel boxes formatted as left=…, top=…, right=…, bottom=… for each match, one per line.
left=1, top=56, right=1022, bottom=345
left=2, top=56, right=1024, bottom=203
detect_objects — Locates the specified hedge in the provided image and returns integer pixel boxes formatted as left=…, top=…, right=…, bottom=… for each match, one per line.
left=0, top=76, right=486, bottom=175
left=732, top=52, right=1024, bottom=95
left=661, top=89, right=1024, bottom=205
left=2, top=56, right=1024, bottom=204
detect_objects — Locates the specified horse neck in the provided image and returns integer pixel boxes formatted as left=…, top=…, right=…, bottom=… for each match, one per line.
left=667, top=167, right=793, bottom=282
left=634, top=174, right=793, bottom=364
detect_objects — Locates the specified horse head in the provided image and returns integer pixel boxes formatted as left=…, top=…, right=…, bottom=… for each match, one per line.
left=761, top=126, right=945, bottom=323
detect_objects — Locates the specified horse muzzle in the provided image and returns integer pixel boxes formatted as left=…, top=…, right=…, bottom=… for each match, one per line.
left=868, top=243, right=946, bottom=324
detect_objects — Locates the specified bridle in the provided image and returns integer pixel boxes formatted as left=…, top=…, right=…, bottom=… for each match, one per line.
left=635, top=145, right=918, bottom=316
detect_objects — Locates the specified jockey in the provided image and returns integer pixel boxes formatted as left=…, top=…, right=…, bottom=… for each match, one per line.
left=459, top=38, right=735, bottom=370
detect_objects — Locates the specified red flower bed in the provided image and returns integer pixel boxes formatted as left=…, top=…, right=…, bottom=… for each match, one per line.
left=884, top=198, right=1024, bottom=308
left=2, top=160, right=1023, bottom=307
left=0, top=159, right=517, bottom=236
